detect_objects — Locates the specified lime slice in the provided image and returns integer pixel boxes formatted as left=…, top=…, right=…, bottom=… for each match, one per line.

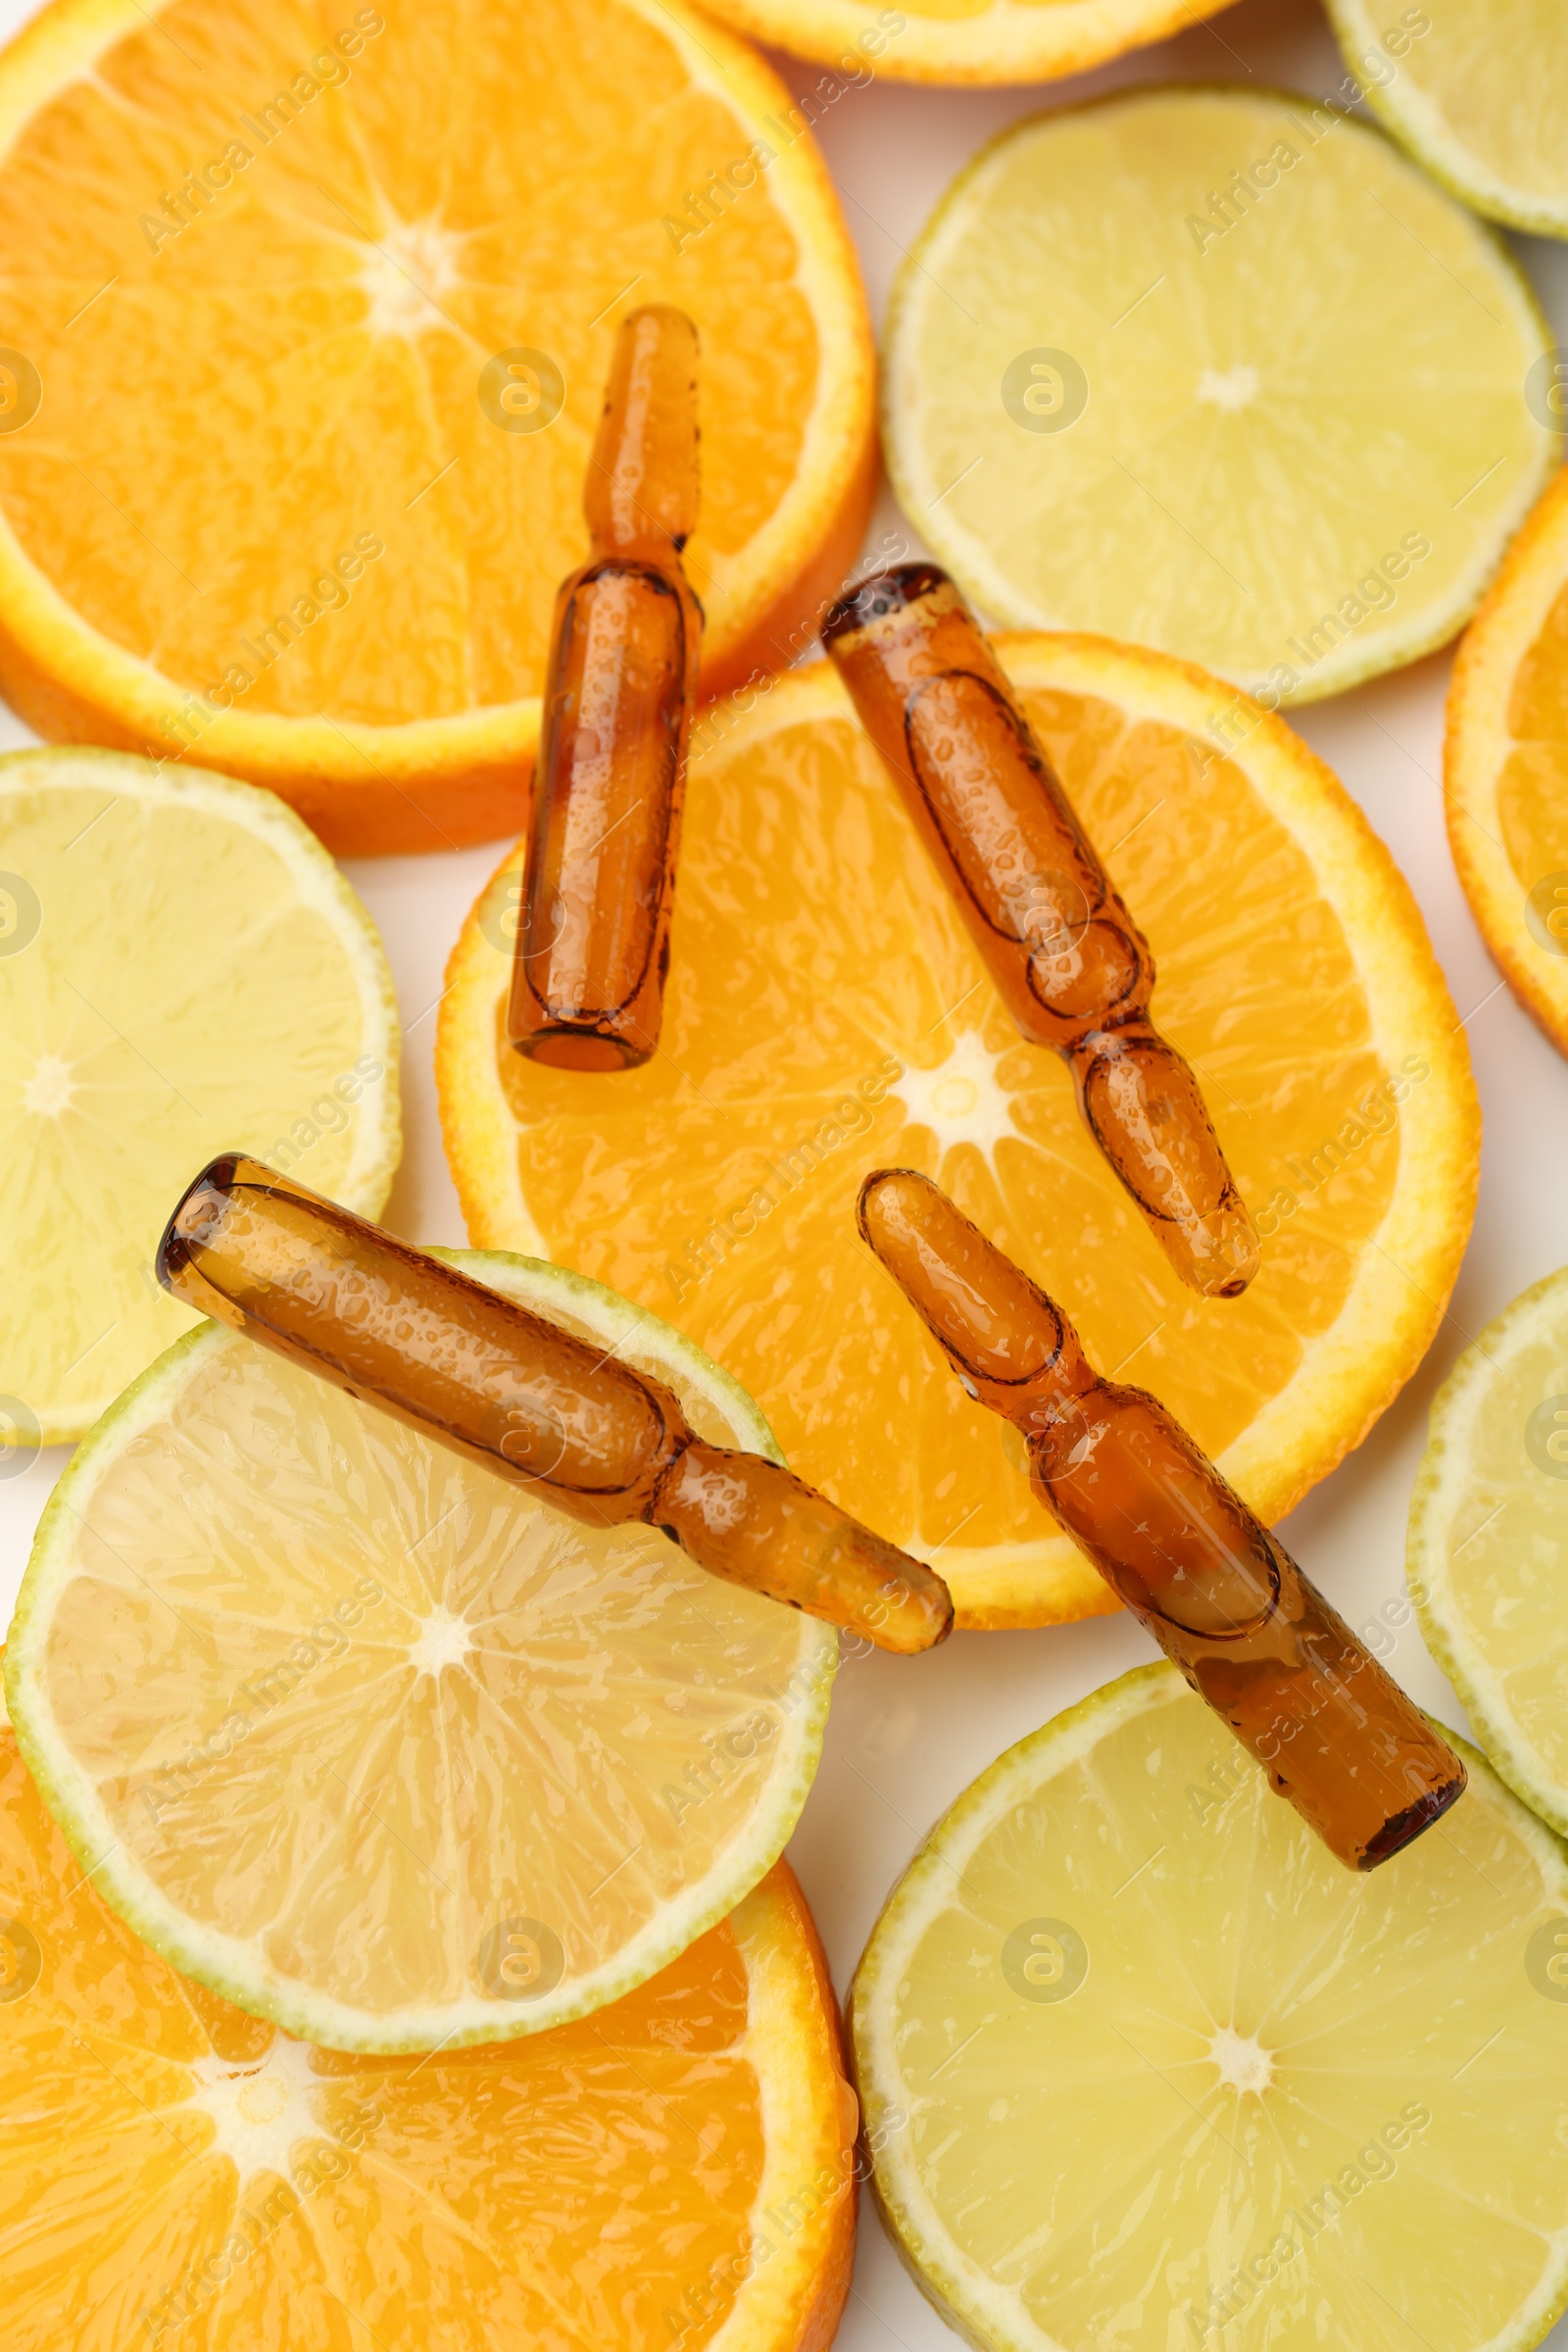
left=0, top=748, right=399, bottom=1444
left=1408, top=1264, right=1568, bottom=1838
left=1328, top=1, right=1568, bottom=238
left=6, top=1251, right=836, bottom=2051
left=883, top=86, right=1556, bottom=704
left=852, top=1661, right=1568, bottom=2352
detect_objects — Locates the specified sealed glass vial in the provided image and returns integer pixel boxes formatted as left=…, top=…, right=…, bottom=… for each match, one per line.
left=158, top=1154, right=953, bottom=1654
left=858, top=1167, right=1465, bottom=1867
left=508, top=306, right=703, bottom=1070
left=825, top=564, right=1258, bottom=1297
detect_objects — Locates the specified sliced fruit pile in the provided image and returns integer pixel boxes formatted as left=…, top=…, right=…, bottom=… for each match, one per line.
left=1329, top=0, right=1568, bottom=237
left=440, top=634, right=1478, bottom=1630
left=882, top=86, right=1555, bottom=701
left=6, top=1251, right=835, bottom=2049
left=1446, top=468, right=1568, bottom=1060
left=0, top=0, right=872, bottom=850
left=853, top=1663, right=1568, bottom=2352
left=0, top=1687, right=855, bottom=2352
left=693, top=0, right=1236, bottom=86
left=0, top=747, right=399, bottom=1443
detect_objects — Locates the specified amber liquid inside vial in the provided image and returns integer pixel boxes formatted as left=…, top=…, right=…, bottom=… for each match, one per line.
left=157, top=1154, right=953, bottom=1655
left=824, top=564, right=1259, bottom=1298
left=508, top=306, right=704, bottom=1071
left=858, top=1167, right=1465, bottom=1869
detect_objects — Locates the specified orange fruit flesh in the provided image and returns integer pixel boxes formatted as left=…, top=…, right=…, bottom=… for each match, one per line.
left=1446, top=466, right=1568, bottom=1059
left=1495, top=585, right=1568, bottom=899
left=0, top=1710, right=854, bottom=2351
left=0, top=0, right=872, bottom=851
left=440, top=641, right=1477, bottom=1628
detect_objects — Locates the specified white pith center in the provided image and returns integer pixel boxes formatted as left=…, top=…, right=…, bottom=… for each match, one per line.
left=185, top=2042, right=319, bottom=2184
left=407, top=1603, right=473, bottom=1679
left=1197, top=364, right=1259, bottom=411
left=361, top=218, right=460, bottom=338
left=889, top=1032, right=1022, bottom=1177
left=22, top=1053, right=76, bottom=1117
left=1209, top=2024, right=1273, bottom=2093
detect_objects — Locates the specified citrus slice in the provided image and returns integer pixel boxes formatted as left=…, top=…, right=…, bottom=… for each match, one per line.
left=1407, top=1262, right=1568, bottom=1841
left=0, top=745, right=398, bottom=1446
left=1328, top=0, right=1568, bottom=238
left=437, top=635, right=1478, bottom=1632
left=0, top=0, right=873, bottom=855
left=691, top=0, right=1239, bottom=87
left=1446, top=467, right=1568, bottom=1060
left=852, top=1660, right=1568, bottom=2352
left=6, top=1250, right=837, bottom=2050
left=883, top=85, right=1556, bottom=704
left=0, top=1704, right=857, bottom=2352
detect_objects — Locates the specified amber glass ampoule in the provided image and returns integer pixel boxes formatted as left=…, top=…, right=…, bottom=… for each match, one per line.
left=507, top=306, right=703, bottom=1071
left=824, top=565, right=1258, bottom=1298
left=157, top=1154, right=952, bottom=1655
left=858, top=1168, right=1464, bottom=1868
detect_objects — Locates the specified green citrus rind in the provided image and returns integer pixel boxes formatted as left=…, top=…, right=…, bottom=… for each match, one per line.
left=1326, top=0, right=1568, bottom=239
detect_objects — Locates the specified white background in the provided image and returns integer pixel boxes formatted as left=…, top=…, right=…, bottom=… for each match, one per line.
left=3, top=1, right=1568, bottom=2345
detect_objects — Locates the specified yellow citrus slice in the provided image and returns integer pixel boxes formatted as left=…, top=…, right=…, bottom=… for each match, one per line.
left=851, top=1662, right=1568, bottom=2352
left=692, top=0, right=1239, bottom=87
left=0, top=0, right=873, bottom=854
left=1446, top=466, right=1568, bottom=1060
left=1328, top=0, right=1568, bottom=238
left=883, top=85, right=1556, bottom=702
left=6, top=1250, right=837, bottom=2050
left=437, top=635, right=1478, bottom=1631
left=0, top=745, right=398, bottom=1446
left=0, top=1691, right=856, bottom=2352
left=1407, top=1261, right=1568, bottom=1841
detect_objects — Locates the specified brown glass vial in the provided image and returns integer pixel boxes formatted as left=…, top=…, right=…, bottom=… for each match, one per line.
left=823, top=564, right=1258, bottom=1298
left=157, top=1154, right=952, bottom=1655
left=508, top=306, right=704, bottom=1071
left=858, top=1168, right=1465, bottom=1868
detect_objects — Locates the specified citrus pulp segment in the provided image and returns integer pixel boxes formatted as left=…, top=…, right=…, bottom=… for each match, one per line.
left=0, top=746, right=398, bottom=1446
left=883, top=86, right=1556, bottom=702
left=1328, top=0, right=1568, bottom=237
left=1446, top=468, right=1568, bottom=1061
left=6, top=1250, right=837, bottom=2051
left=0, top=0, right=874, bottom=853
left=437, top=637, right=1478, bottom=1631
left=0, top=1712, right=857, bottom=2352
left=689, top=0, right=1240, bottom=87
left=852, top=1661, right=1568, bottom=2352
left=1408, top=1263, right=1568, bottom=1841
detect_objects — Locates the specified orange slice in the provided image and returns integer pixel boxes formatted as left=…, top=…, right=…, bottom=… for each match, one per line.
left=1447, top=466, right=1568, bottom=1059
left=438, top=635, right=1479, bottom=1631
left=0, top=1686, right=856, bottom=2352
left=694, top=0, right=1239, bottom=86
left=0, top=0, right=873, bottom=855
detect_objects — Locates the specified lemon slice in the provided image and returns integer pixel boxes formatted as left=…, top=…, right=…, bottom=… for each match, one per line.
left=853, top=1662, right=1568, bottom=2352
left=0, top=747, right=398, bottom=1445
left=1408, top=1264, right=1568, bottom=1840
left=6, top=1251, right=836, bottom=2051
left=1328, top=0, right=1568, bottom=237
left=884, top=86, right=1556, bottom=703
